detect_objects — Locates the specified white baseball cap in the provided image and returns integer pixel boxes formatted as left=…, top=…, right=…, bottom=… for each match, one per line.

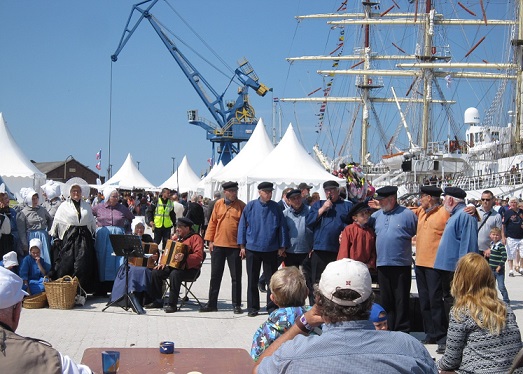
left=2, top=251, right=18, bottom=268
left=0, top=266, right=28, bottom=309
left=318, top=259, right=372, bottom=306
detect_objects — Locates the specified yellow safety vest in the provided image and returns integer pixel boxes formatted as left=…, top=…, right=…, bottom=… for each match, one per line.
left=154, top=198, right=174, bottom=228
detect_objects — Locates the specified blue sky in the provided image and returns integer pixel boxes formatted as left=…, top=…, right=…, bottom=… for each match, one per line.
left=0, top=0, right=514, bottom=186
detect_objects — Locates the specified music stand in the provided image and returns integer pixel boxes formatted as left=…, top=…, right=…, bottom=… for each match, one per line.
left=102, top=235, right=145, bottom=314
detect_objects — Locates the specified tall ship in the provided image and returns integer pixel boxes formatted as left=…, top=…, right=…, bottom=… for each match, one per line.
left=281, top=0, right=523, bottom=199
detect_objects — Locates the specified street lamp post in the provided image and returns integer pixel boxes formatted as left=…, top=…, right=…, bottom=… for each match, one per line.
left=137, top=161, right=140, bottom=170
left=171, top=157, right=175, bottom=175
left=63, top=155, right=74, bottom=182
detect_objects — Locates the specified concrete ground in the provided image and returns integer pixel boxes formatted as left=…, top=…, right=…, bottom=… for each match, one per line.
left=17, top=252, right=523, bottom=365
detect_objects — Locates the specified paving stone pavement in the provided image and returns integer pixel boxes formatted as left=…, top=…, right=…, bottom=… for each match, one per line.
left=16, top=251, right=523, bottom=365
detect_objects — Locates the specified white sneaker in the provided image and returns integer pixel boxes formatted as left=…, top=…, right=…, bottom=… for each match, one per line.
left=509, top=270, right=515, bottom=277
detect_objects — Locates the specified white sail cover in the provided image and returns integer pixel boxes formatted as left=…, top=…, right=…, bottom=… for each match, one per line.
left=0, top=112, right=46, bottom=194
left=160, top=155, right=201, bottom=193
left=101, top=153, right=155, bottom=190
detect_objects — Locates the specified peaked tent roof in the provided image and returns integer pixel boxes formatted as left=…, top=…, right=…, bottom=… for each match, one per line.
left=196, top=161, right=224, bottom=198
left=101, top=153, right=155, bottom=190
left=0, top=113, right=46, bottom=179
left=247, top=123, right=344, bottom=185
left=212, top=118, right=275, bottom=183
left=160, top=155, right=201, bottom=192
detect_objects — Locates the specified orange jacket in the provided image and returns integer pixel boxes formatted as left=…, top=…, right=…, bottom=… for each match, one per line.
left=204, top=198, right=246, bottom=248
left=412, top=205, right=450, bottom=267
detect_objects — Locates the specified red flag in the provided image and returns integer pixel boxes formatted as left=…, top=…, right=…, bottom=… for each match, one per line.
left=96, top=149, right=102, bottom=160
left=96, top=161, right=101, bottom=170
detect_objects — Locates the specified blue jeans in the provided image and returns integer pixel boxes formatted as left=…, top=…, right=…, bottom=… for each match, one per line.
left=493, top=269, right=510, bottom=304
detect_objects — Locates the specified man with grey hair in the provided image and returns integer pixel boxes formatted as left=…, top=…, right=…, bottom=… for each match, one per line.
left=501, top=196, right=523, bottom=277
left=0, top=267, right=92, bottom=373
left=185, top=193, right=205, bottom=234
left=253, top=259, right=437, bottom=373
left=434, top=186, right=478, bottom=348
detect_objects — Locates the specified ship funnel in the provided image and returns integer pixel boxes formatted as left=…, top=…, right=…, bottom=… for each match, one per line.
left=464, top=107, right=480, bottom=125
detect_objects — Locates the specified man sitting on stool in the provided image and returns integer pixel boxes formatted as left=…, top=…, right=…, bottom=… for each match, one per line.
left=146, top=217, right=204, bottom=313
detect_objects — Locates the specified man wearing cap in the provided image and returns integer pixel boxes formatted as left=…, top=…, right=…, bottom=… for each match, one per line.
left=369, top=185, right=417, bottom=332
left=200, top=182, right=246, bottom=314
left=253, top=259, right=437, bottom=373
left=306, top=180, right=353, bottom=293
left=0, top=266, right=92, bottom=373
left=147, top=217, right=204, bottom=313
left=434, top=187, right=478, bottom=324
left=282, top=189, right=313, bottom=268
left=146, top=188, right=177, bottom=249
left=298, top=182, right=312, bottom=198
left=238, top=182, right=289, bottom=317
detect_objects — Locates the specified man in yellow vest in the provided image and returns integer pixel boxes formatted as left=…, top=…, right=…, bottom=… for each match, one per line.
left=146, top=188, right=176, bottom=248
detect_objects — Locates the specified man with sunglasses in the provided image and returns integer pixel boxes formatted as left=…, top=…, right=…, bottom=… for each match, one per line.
left=478, top=190, right=502, bottom=257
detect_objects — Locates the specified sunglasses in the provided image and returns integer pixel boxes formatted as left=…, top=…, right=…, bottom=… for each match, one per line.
left=481, top=198, right=491, bottom=202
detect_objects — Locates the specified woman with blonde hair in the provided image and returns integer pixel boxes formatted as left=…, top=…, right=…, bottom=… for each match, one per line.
left=437, top=252, right=522, bottom=373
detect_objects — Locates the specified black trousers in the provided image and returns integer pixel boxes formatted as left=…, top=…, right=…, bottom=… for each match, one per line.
left=439, top=269, right=455, bottom=324
left=415, top=266, right=447, bottom=343
left=377, top=265, right=412, bottom=332
left=311, top=250, right=338, bottom=284
left=246, top=249, right=278, bottom=312
left=151, top=266, right=198, bottom=307
left=207, top=246, right=242, bottom=308
left=284, top=252, right=308, bottom=268
left=153, top=226, right=172, bottom=249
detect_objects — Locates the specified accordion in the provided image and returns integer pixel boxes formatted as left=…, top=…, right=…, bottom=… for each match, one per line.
left=129, top=242, right=159, bottom=269
left=160, top=240, right=188, bottom=269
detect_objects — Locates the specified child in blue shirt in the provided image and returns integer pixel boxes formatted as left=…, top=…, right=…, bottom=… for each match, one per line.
left=251, top=266, right=309, bottom=361
left=19, top=238, right=50, bottom=295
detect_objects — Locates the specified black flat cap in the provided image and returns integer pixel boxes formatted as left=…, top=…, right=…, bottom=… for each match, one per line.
left=375, top=186, right=398, bottom=200
left=222, top=181, right=238, bottom=190
left=349, top=202, right=371, bottom=218
left=442, top=187, right=466, bottom=199
left=286, top=189, right=302, bottom=199
left=323, top=180, right=340, bottom=189
left=298, top=182, right=312, bottom=190
left=420, top=186, right=443, bottom=197
left=258, top=182, right=274, bottom=191
left=176, top=217, right=194, bottom=227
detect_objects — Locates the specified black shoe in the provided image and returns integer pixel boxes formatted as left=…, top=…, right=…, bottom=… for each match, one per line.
left=248, top=310, right=259, bottom=317
left=258, top=282, right=267, bottom=293
left=421, top=337, right=437, bottom=345
left=200, top=305, right=218, bottom=313
left=233, top=306, right=243, bottom=314
left=164, top=305, right=177, bottom=313
left=436, top=344, right=446, bottom=354
left=144, top=301, right=163, bottom=309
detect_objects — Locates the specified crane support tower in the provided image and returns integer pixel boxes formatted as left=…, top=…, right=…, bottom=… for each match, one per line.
left=112, top=0, right=269, bottom=165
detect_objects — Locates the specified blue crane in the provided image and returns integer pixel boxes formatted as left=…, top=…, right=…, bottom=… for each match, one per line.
left=111, top=0, right=269, bottom=165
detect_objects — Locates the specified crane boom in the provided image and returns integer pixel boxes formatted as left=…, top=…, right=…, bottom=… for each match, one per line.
left=111, top=0, right=269, bottom=165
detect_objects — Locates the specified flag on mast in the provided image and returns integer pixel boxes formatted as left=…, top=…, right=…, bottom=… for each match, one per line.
left=96, top=161, right=102, bottom=171
left=96, top=149, right=102, bottom=160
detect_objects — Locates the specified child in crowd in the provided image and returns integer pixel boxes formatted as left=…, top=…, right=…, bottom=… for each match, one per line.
left=250, top=267, right=309, bottom=361
left=19, top=238, right=50, bottom=295
left=337, top=202, right=377, bottom=277
left=0, top=251, right=19, bottom=274
left=370, top=303, right=388, bottom=330
left=488, top=227, right=510, bottom=304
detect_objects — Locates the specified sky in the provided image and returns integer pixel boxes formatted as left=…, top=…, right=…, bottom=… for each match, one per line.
left=0, top=0, right=515, bottom=187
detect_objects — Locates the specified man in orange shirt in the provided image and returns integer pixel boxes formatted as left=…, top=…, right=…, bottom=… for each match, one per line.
left=200, top=181, right=246, bottom=314
left=411, top=186, right=449, bottom=352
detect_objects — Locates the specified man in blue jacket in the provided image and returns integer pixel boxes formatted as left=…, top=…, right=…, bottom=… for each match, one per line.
left=306, top=180, right=353, bottom=295
left=238, top=182, right=289, bottom=317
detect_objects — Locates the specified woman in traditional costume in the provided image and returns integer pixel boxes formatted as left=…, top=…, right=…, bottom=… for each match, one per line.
left=92, top=187, right=134, bottom=295
left=19, top=238, right=50, bottom=295
left=49, top=179, right=97, bottom=293
left=16, top=189, right=53, bottom=264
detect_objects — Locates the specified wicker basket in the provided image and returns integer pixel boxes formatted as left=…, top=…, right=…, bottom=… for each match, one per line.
left=44, top=276, right=79, bottom=310
left=22, top=292, right=48, bottom=309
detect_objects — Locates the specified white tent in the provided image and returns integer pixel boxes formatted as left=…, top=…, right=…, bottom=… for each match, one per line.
left=101, top=153, right=156, bottom=190
left=246, top=123, right=344, bottom=200
left=160, top=155, right=201, bottom=193
left=211, top=119, right=275, bottom=201
left=196, top=161, right=224, bottom=198
left=0, top=113, right=46, bottom=194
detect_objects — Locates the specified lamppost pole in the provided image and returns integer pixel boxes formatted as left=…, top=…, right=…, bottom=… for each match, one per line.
left=137, top=161, right=140, bottom=170
left=63, top=155, right=73, bottom=182
left=171, top=157, right=175, bottom=175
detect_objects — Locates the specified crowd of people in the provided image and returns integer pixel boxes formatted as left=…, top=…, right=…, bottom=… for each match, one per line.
left=1, top=175, right=523, bottom=373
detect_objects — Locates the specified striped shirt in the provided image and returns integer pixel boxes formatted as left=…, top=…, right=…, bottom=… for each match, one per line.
left=488, top=241, right=507, bottom=271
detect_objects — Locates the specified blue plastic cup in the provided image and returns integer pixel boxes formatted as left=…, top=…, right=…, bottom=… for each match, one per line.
left=160, top=341, right=175, bottom=354
left=101, top=350, right=120, bottom=374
